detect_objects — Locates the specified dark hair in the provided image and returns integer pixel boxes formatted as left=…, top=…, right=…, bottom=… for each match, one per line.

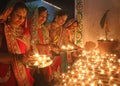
left=52, top=10, right=68, bottom=22
left=38, top=6, right=48, bottom=15
left=0, top=0, right=9, bottom=15
left=65, top=19, right=78, bottom=28
left=10, top=1, right=28, bottom=15
left=55, top=10, right=68, bottom=17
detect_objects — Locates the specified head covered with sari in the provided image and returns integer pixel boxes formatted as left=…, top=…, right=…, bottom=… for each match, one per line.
left=0, top=1, right=34, bottom=86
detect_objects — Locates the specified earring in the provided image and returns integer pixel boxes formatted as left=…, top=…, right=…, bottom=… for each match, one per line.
left=7, top=16, right=11, bottom=22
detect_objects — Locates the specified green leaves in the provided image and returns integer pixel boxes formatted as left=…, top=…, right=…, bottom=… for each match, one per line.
left=100, top=10, right=109, bottom=28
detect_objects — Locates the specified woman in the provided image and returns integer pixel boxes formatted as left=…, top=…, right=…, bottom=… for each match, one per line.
left=62, top=19, right=81, bottom=64
left=0, top=1, right=34, bottom=86
left=29, top=6, right=52, bottom=85
left=49, top=10, right=68, bottom=47
left=29, top=6, right=49, bottom=55
left=63, top=18, right=80, bottom=46
left=45, top=10, right=68, bottom=74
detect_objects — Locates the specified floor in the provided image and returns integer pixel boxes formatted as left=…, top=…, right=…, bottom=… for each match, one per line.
left=33, top=72, right=55, bottom=86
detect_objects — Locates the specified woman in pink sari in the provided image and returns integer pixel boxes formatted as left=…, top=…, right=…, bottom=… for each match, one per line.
left=0, top=1, right=34, bottom=86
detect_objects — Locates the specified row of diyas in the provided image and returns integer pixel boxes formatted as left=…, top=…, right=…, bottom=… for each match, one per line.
left=28, top=44, right=75, bottom=68
left=27, top=53, right=53, bottom=68
left=99, top=37, right=114, bottom=41
left=54, top=50, right=120, bottom=86
left=61, top=44, right=74, bottom=50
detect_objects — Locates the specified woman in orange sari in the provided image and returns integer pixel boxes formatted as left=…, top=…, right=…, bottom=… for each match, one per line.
left=0, top=1, right=34, bottom=86
left=46, top=10, right=68, bottom=73
left=62, top=19, right=81, bottom=64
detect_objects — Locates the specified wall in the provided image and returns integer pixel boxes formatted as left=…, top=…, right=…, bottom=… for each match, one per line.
left=26, top=0, right=60, bottom=22
left=26, top=0, right=74, bottom=22
left=83, top=0, right=120, bottom=45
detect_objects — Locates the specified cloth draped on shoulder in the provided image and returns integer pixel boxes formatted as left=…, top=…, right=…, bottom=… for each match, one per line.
left=4, top=24, right=30, bottom=54
left=2, top=23, right=34, bottom=86
left=12, top=57, right=34, bottom=86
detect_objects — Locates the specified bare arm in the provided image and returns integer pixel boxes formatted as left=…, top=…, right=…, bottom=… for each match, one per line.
left=0, top=52, right=14, bottom=64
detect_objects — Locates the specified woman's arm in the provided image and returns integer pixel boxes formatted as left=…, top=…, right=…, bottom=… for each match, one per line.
left=0, top=52, right=14, bottom=64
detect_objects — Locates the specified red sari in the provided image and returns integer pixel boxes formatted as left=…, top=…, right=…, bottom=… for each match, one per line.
left=37, top=26, right=52, bottom=78
left=0, top=23, right=34, bottom=86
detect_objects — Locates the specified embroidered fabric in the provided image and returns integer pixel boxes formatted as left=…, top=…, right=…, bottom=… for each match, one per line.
left=5, top=24, right=28, bottom=54
left=0, top=65, right=11, bottom=83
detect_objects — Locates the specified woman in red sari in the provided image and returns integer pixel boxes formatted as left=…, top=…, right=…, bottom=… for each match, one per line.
left=0, top=1, right=34, bottom=86
left=29, top=6, right=52, bottom=85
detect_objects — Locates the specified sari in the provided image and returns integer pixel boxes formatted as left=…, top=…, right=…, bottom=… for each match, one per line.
left=30, top=23, right=52, bottom=77
left=29, top=14, right=52, bottom=83
left=0, top=23, right=34, bottom=86
left=37, top=25, right=50, bottom=55
left=49, top=23, right=63, bottom=47
left=48, top=23, right=63, bottom=73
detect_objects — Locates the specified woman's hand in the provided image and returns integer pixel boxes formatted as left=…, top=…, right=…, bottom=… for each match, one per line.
left=50, top=44, right=61, bottom=54
left=21, top=50, right=33, bottom=64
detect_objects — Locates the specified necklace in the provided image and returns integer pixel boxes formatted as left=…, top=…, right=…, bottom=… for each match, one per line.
left=8, top=25, right=24, bottom=39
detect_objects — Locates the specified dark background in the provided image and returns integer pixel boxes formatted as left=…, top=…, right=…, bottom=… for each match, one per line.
left=0, top=0, right=74, bottom=18
left=43, top=0, right=75, bottom=18
left=0, top=0, right=9, bottom=14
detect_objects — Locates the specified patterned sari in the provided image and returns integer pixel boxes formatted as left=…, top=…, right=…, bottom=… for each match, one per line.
left=0, top=23, right=34, bottom=86
left=37, top=25, right=50, bottom=55
left=48, top=23, right=63, bottom=73
left=49, top=24, right=63, bottom=47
